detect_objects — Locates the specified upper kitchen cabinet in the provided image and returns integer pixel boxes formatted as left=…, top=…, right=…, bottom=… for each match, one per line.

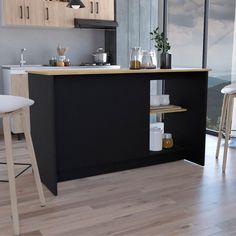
left=3, top=0, right=44, bottom=26
left=44, top=1, right=74, bottom=28
left=74, top=0, right=115, bottom=21
left=74, top=0, right=92, bottom=19
left=95, top=0, right=114, bottom=21
left=2, top=0, right=114, bottom=28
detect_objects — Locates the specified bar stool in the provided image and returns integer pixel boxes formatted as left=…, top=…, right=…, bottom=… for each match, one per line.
left=0, top=95, right=46, bottom=235
left=216, top=83, right=236, bottom=172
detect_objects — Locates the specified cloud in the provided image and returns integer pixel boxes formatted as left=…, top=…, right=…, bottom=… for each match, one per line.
left=168, top=0, right=235, bottom=29
left=169, top=14, right=196, bottom=28
left=210, top=0, right=236, bottom=21
left=167, top=0, right=235, bottom=70
left=168, top=0, right=204, bottom=28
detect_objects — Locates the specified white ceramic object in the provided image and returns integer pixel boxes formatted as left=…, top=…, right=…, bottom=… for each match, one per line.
left=160, top=94, right=170, bottom=105
left=150, top=122, right=164, bottom=134
left=150, top=95, right=161, bottom=106
left=150, top=127, right=163, bottom=151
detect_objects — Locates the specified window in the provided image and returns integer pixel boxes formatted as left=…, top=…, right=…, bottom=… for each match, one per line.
left=207, top=0, right=236, bottom=131
left=168, top=0, right=204, bottom=68
left=168, top=0, right=236, bottom=132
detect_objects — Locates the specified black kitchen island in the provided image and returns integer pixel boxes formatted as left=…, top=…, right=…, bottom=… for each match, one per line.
left=28, top=68, right=209, bottom=195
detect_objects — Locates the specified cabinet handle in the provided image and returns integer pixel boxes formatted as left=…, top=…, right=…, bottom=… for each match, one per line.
left=90, top=1, right=93, bottom=14
left=96, top=2, right=99, bottom=14
left=46, top=7, right=49, bottom=20
left=26, top=6, right=30, bottom=19
left=20, top=6, right=23, bottom=19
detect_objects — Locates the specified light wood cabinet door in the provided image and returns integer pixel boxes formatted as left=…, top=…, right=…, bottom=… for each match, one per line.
left=94, top=0, right=114, bottom=21
left=3, top=0, right=25, bottom=25
left=3, top=0, right=44, bottom=26
left=10, top=74, right=30, bottom=134
left=44, top=1, right=59, bottom=27
left=74, top=0, right=94, bottom=19
left=64, top=3, right=75, bottom=28
left=24, top=0, right=44, bottom=26
left=44, top=2, right=74, bottom=28
left=74, top=0, right=114, bottom=21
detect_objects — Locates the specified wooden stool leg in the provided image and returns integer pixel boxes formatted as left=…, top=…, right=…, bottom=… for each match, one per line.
left=229, top=97, right=235, bottom=134
left=222, top=95, right=234, bottom=173
left=3, top=115, right=20, bottom=236
left=21, top=110, right=46, bottom=207
left=216, top=94, right=228, bottom=159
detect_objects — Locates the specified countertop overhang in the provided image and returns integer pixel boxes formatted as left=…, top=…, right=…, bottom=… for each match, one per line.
left=28, top=68, right=211, bottom=76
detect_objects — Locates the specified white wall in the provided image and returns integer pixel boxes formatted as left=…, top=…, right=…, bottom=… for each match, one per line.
left=116, top=0, right=158, bottom=68
left=0, top=27, right=105, bottom=76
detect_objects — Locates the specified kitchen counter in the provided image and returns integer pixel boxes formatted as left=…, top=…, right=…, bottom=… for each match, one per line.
left=28, top=69, right=209, bottom=195
left=2, top=65, right=121, bottom=74
left=28, top=68, right=210, bottom=76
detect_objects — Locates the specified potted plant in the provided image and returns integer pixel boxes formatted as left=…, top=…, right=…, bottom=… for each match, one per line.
left=150, top=27, right=171, bottom=69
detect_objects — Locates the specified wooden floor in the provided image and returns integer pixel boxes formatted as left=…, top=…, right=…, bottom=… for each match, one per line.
left=0, top=135, right=236, bottom=236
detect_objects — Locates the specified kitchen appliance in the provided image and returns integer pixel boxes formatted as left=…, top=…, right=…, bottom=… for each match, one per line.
left=92, top=48, right=108, bottom=64
left=67, top=0, right=85, bottom=9
left=79, top=62, right=120, bottom=69
left=74, top=19, right=118, bottom=29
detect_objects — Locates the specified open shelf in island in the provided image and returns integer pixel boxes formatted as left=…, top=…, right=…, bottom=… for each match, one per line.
left=150, top=105, right=187, bottom=114
left=107, top=146, right=187, bottom=172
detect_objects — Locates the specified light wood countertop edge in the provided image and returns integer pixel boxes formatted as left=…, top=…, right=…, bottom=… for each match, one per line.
left=27, top=68, right=211, bottom=76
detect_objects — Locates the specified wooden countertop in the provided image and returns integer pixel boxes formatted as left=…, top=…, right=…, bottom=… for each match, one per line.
left=28, top=68, right=210, bottom=76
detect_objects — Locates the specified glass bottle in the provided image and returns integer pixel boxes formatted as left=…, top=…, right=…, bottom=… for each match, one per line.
left=163, top=133, right=174, bottom=149
left=129, top=47, right=142, bottom=69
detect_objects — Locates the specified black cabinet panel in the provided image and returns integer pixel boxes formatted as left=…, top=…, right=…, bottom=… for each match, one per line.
left=54, top=76, right=150, bottom=171
left=28, top=71, right=208, bottom=195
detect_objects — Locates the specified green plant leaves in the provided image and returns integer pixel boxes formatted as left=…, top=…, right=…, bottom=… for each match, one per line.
left=150, top=27, right=171, bottom=53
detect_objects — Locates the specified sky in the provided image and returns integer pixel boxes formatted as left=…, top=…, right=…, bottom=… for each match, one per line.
left=168, top=0, right=236, bottom=75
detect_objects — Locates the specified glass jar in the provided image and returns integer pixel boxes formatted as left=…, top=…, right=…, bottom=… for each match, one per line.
left=57, top=59, right=64, bottom=67
left=64, top=58, right=71, bottom=67
left=129, top=47, right=142, bottom=69
left=49, top=57, right=57, bottom=66
left=141, top=50, right=157, bottom=69
left=163, top=133, right=174, bottom=149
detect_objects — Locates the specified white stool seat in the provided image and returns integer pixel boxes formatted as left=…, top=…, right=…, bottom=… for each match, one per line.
left=0, top=95, right=34, bottom=114
left=221, top=83, right=236, bottom=94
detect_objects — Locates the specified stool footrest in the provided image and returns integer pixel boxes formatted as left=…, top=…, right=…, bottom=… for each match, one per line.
left=0, top=162, right=32, bottom=182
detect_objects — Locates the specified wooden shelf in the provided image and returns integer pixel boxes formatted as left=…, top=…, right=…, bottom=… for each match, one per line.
left=150, top=105, right=187, bottom=114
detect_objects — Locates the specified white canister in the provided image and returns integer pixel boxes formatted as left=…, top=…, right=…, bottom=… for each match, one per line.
left=150, top=127, right=163, bottom=151
left=150, top=122, right=164, bottom=134
left=150, top=95, right=161, bottom=106
left=160, top=94, right=170, bottom=105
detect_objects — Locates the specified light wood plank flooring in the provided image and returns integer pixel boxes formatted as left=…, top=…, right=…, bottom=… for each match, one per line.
left=0, top=135, right=236, bottom=236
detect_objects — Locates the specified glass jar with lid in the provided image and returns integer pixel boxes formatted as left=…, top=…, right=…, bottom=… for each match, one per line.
left=141, top=50, right=157, bottom=69
left=129, top=47, right=142, bottom=69
left=163, top=133, right=174, bottom=149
